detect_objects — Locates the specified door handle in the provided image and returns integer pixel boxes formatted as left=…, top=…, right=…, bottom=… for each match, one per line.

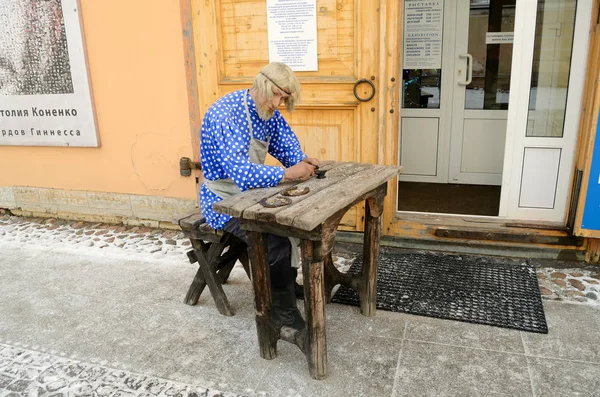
left=179, top=157, right=201, bottom=176
left=458, top=53, right=473, bottom=86
left=353, top=78, right=376, bottom=102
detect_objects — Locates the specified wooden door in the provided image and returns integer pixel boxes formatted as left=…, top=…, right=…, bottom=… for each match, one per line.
left=192, top=0, right=381, bottom=231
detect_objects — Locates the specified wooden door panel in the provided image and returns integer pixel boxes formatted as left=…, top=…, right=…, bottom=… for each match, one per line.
left=278, top=108, right=355, bottom=162
left=218, top=0, right=357, bottom=81
left=265, top=108, right=359, bottom=230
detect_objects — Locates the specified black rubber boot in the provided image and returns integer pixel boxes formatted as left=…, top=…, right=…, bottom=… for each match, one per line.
left=271, top=285, right=306, bottom=330
left=294, top=282, right=304, bottom=300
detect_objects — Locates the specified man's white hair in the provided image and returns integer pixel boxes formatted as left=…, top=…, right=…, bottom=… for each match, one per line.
left=252, top=62, right=301, bottom=113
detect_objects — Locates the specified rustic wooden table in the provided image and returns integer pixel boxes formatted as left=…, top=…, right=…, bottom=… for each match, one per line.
left=213, top=161, right=401, bottom=379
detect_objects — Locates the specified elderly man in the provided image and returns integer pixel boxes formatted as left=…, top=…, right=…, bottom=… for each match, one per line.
left=199, top=62, right=319, bottom=331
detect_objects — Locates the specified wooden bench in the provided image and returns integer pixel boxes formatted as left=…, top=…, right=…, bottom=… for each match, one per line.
left=178, top=213, right=250, bottom=316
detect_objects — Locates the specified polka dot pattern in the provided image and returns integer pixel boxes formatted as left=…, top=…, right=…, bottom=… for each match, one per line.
left=200, top=89, right=306, bottom=229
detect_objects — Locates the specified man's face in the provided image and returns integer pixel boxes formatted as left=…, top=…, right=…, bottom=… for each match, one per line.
left=255, top=86, right=289, bottom=121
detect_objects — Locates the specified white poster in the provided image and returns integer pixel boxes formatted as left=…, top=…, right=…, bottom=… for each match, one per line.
left=486, top=32, right=514, bottom=44
left=403, top=0, right=444, bottom=70
left=267, top=0, right=318, bottom=72
left=0, top=0, right=99, bottom=147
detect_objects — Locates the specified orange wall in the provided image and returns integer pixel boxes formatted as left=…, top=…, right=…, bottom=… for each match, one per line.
left=0, top=1, right=197, bottom=200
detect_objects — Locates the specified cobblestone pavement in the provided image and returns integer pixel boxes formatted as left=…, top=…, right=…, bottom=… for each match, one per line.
left=0, top=214, right=190, bottom=265
left=537, top=268, right=600, bottom=304
left=0, top=344, right=240, bottom=397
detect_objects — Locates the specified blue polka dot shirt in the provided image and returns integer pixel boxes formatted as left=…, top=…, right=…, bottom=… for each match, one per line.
left=200, top=89, right=307, bottom=229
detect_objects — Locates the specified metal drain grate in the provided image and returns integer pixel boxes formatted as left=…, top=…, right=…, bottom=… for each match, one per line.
left=331, top=252, right=548, bottom=334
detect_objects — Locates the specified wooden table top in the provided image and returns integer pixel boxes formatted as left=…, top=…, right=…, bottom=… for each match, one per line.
left=213, top=162, right=402, bottom=232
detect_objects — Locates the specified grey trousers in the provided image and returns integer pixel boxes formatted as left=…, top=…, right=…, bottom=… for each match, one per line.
left=223, top=218, right=294, bottom=291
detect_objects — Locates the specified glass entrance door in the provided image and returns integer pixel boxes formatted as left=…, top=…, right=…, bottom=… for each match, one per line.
left=398, top=0, right=515, bottom=216
left=448, top=0, right=516, bottom=186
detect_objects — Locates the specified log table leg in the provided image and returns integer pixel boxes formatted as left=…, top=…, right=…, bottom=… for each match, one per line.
left=359, top=191, right=385, bottom=317
left=301, top=239, right=327, bottom=380
left=247, top=232, right=278, bottom=360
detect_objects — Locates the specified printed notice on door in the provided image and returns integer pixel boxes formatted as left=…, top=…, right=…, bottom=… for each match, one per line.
left=403, top=0, right=444, bottom=69
left=267, top=0, right=318, bottom=71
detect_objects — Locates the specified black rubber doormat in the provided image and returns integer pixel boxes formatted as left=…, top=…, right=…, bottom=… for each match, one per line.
left=331, top=251, right=548, bottom=333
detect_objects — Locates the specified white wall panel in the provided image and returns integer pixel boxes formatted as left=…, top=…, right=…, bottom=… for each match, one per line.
left=461, top=119, right=506, bottom=174
left=400, top=117, right=439, bottom=176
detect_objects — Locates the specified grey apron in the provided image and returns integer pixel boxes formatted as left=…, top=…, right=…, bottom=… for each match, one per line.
left=204, top=90, right=301, bottom=268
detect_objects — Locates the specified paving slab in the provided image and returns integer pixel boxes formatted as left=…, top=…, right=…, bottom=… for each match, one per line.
left=392, top=341, right=533, bottom=397
left=527, top=356, right=600, bottom=396
left=402, top=312, right=525, bottom=353
left=252, top=335, right=403, bottom=397
left=0, top=289, right=109, bottom=352
left=521, top=300, right=600, bottom=364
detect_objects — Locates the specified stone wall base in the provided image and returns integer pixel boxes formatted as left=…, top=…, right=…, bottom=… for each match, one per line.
left=0, top=186, right=199, bottom=229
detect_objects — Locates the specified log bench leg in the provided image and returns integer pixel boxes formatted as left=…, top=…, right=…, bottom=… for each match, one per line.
left=215, top=240, right=246, bottom=285
left=184, top=265, right=208, bottom=306
left=238, top=250, right=251, bottom=279
left=301, top=239, right=327, bottom=380
left=184, top=236, right=250, bottom=311
left=247, top=231, right=278, bottom=360
left=186, top=255, right=238, bottom=305
left=216, top=259, right=237, bottom=285
left=190, top=239, right=234, bottom=316
left=183, top=240, right=213, bottom=306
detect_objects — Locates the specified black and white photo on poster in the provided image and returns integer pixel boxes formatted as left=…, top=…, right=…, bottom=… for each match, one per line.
left=0, top=0, right=99, bottom=147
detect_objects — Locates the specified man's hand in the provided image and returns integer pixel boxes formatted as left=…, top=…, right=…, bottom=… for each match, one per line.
left=284, top=161, right=315, bottom=181
left=302, top=157, right=320, bottom=167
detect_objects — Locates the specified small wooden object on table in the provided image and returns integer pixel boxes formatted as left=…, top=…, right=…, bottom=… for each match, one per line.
left=213, top=161, right=402, bottom=379
left=178, top=213, right=250, bottom=316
